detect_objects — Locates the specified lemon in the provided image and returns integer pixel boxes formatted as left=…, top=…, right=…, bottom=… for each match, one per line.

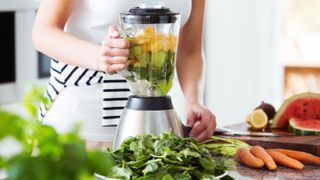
left=246, top=114, right=252, bottom=125
left=246, top=109, right=268, bottom=130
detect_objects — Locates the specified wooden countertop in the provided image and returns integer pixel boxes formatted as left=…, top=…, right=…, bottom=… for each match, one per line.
left=223, top=123, right=320, bottom=156
left=229, top=165, right=320, bottom=180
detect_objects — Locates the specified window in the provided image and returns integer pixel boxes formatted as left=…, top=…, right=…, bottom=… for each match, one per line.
left=281, top=0, right=320, bottom=98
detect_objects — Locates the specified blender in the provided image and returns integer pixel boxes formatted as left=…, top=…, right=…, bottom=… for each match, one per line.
left=113, top=3, right=184, bottom=149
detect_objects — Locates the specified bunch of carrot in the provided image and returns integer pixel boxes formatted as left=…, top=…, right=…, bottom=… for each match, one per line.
left=236, top=146, right=320, bottom=170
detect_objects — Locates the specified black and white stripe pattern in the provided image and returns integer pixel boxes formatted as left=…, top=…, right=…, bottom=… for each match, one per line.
left=39, top=59, right=130, bottom=127
left=102, top=74, right=130, bottom=126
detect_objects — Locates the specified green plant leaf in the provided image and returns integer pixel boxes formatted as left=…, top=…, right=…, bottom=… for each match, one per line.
left=142, top=162, right=158, bottom=175
left=180, top=148, right=201, bottom=158
left=161, top=173, right=174, bottom=180
left=0, top=87, right=115, bottom=179
left=110, top=132, right=231, bottom=179
left=199, top=157, right=216, bottom=173
left=172, top=173, right=191, bottom=180
left=111, top=166, right=132, bottom=180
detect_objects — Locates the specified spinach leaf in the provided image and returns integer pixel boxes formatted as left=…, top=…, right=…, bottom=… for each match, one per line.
left=142, top=162, right=158, bottom=175
left=108, top=133, right=233, bottom=180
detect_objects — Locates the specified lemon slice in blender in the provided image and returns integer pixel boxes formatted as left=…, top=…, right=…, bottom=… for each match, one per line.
left=246, top=109, right=268, bottom=130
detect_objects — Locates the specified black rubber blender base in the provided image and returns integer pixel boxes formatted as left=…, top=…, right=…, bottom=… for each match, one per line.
left=125, top=95, right=174, bottom=110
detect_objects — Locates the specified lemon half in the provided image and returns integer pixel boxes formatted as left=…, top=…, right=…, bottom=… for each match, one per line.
left=246, top=109, right=268, bottom=130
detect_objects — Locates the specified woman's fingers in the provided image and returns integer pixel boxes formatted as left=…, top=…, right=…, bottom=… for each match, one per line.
left=108, top=25, right=121, bottom=38
left=194, top=130, right=209, bottom=142
left=101, top=63, right=127, bottom=75
left=100, top=47, right=129, bottom=57
left=189, top=111, right=211, bottom=135
left=100, top=56, right=128, bottom=74
left=101, top=56, right=128, bottom=65
left=105, top=25, right=128, bottom=48
left=186, top=111, right=196, bottom=128
left=103, top=37, right=129, bottom=49
left=100, top=25, right=129, bottom=74
left=189, top=111, right=216, bottom=141
left=189, top=121, right=207, bottom=138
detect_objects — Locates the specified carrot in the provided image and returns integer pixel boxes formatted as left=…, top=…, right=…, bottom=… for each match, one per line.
left=266, top=149, right=304, bottom=170
left=236, top=147, right=264, bottom=168
left=271, top=149, right=320, bottom=166
left=250, top=146, right=277, bottom=170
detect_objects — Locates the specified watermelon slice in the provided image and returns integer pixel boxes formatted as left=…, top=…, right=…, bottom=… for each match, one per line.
left=272, top=92, right=320, bottom=128
left=289, top=118, right=320, bottom=135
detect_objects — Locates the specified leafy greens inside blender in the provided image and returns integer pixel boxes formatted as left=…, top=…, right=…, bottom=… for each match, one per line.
left=126, top=27, right=176, bottom=96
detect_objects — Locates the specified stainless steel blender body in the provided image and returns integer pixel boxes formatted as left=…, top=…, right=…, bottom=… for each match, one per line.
left=113, top=96, right=183, bottom=149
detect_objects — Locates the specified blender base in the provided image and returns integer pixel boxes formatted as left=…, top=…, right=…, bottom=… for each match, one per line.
left=113, top=96, right=184, bottom=149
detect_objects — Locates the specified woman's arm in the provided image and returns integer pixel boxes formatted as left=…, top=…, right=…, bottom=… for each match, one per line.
left=33, top=0, right=128, bottom=72
left=176, top=0, right=216, bottom=141
left=177, top=0, right=205, bottom=103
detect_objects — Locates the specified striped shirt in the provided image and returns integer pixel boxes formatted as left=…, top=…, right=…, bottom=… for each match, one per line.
left=39, top=59, right=131, bottom=126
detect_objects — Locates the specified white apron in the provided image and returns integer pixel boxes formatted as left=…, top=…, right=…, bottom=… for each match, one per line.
left=41, top=0, right=191, bottom=142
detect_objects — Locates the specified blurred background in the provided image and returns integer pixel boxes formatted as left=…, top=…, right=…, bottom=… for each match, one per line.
left=0, top=0, right=319, bottom=127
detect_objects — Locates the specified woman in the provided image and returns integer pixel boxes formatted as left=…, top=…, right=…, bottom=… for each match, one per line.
left=32, top=0, right=216, bottom=143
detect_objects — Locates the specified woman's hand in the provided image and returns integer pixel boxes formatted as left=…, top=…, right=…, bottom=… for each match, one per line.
left=100, top=26, right=129, bottom=74
left=185, top=102, right=216, bottom=141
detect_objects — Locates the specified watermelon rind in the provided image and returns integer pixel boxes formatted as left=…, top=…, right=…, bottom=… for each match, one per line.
left=289, top=118, right=320, bottom=136
left=272, top=92, right=320, bottom=128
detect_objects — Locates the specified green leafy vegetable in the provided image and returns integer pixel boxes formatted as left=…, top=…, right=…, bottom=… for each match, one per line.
left=0, top=86, right=114, bottom=180
left=23, top=86, right=51, bottom=118
left=201, top=136, right=251, bottom=157
left=105, top=133, right=234, bottom=180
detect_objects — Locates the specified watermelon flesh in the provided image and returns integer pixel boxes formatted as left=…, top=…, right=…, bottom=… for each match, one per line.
left=272, top=93, right=320, bottom=128
left=289, top=118, right=320, bottom=136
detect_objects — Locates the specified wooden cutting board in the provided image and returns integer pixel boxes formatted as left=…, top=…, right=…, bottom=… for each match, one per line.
left=222, top=123, right=320, bottom=156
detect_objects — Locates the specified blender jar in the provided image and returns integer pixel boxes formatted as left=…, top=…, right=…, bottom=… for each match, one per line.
left=120, top=4, right=181, bottom=97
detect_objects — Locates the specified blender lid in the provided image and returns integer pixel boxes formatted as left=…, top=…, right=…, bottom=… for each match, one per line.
left=121, top=3, right=180, bottom=24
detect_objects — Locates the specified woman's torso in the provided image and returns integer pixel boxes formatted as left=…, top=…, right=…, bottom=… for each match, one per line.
left=42, top=0, right=192, bottom=140
left=65, top=0, right=192, bottom=44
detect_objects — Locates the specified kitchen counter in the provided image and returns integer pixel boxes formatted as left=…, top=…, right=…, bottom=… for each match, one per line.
left=228, top=165, right=320, bottom=180
left=1, top=165, right=319, bottom=180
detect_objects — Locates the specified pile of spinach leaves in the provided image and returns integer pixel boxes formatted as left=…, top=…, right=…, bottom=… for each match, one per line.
left=105, top=133, right=234, bottom=180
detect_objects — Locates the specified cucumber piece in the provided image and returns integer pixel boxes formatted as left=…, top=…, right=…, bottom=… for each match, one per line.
left=151, top=51, right=168, bottom=68
left=136, top=52, right=150, bottom=68
left=129, top=45, right=142, bottom=57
